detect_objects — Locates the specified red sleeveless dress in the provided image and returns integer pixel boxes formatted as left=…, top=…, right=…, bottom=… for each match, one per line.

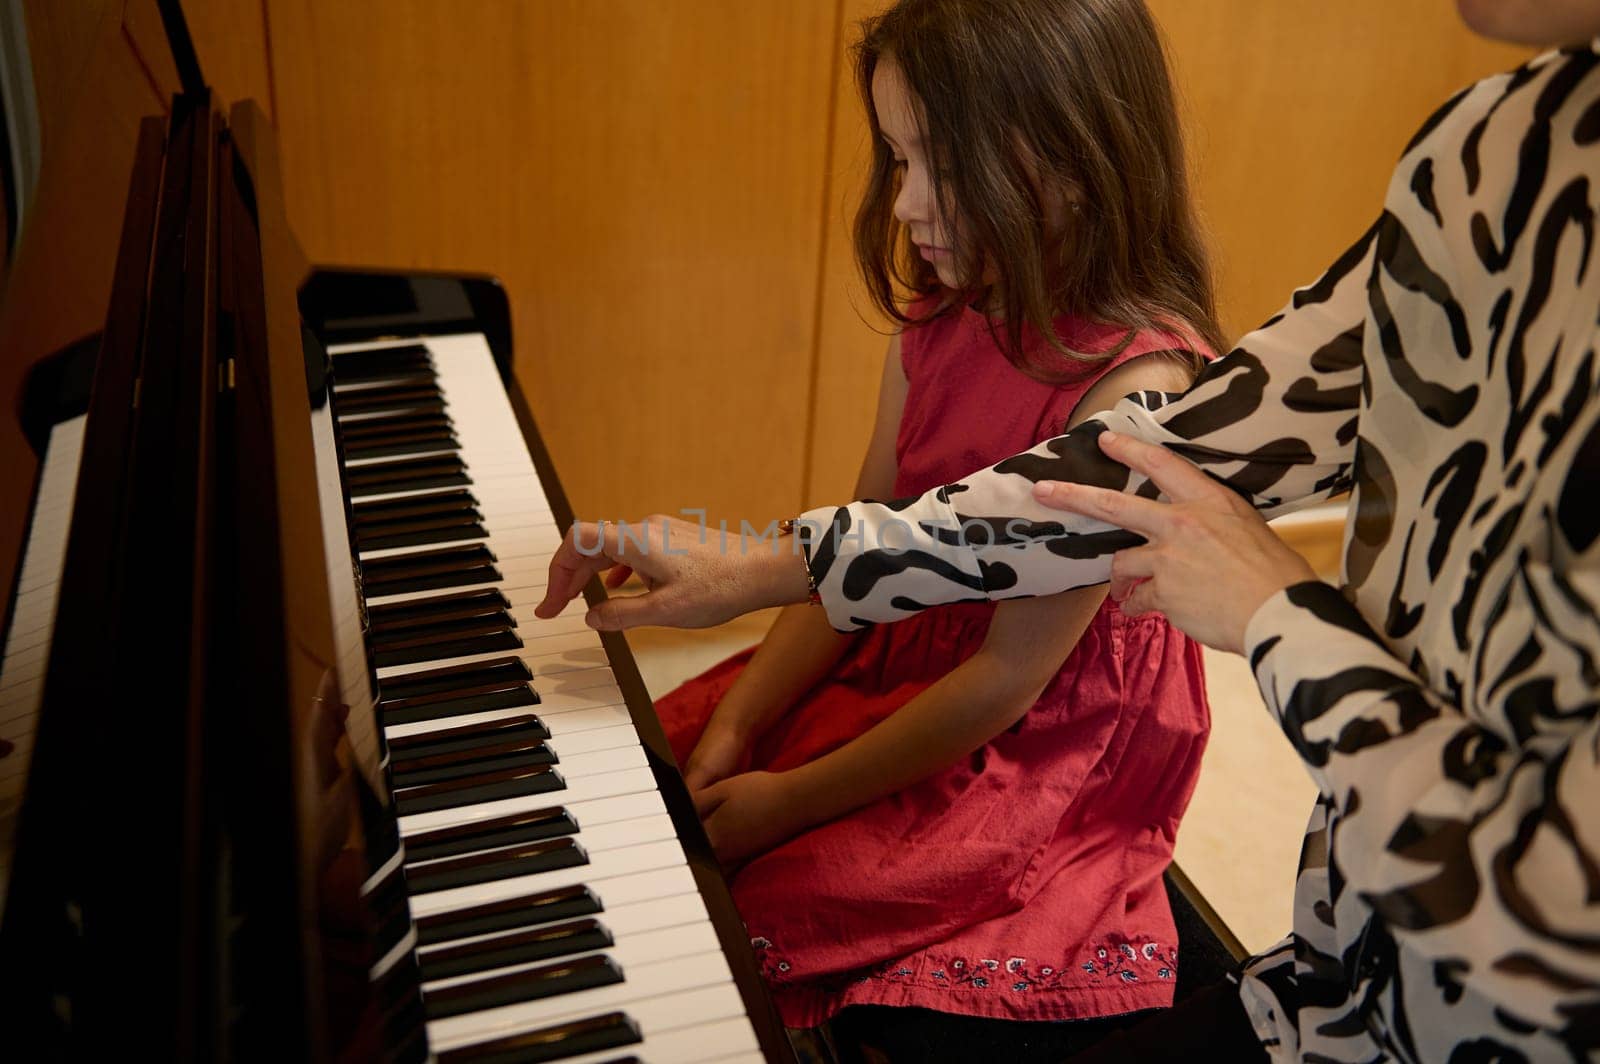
left=654, top=304, right=1211, bottom=1027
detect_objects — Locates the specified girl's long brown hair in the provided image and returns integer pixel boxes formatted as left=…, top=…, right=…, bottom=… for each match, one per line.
left=853, top=0, right=1225, bottom=380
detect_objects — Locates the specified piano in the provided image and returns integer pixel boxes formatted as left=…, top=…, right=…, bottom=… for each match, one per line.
left=0, top=16, right=796, bottom=1063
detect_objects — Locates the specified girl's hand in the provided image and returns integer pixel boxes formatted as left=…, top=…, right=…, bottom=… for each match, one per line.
left=692, top=770, right=805, bottom=865
left=1032, top=430, right=1318, bottom=654
left=682, top=724, right=748, bottom=793
left=533, top=515, right=813, bottom=630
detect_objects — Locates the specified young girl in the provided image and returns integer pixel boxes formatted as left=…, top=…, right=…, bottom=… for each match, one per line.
left=656, top=0, right=1219, bottom=1052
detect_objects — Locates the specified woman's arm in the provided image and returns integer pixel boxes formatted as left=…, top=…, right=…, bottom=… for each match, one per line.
left=798, top=224, right=1378, bottom=631
left=682, top=337, right=908, bottom=788
left=1033, top=422, right=1599, bottom=1040
left=696, top=353, right=1192, bottom=858
left=533, top=227, right=1372, bottom=633
left=1245, top=569, right=1600, bottom=1037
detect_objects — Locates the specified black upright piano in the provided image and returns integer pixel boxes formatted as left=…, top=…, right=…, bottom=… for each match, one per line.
left=0, top=28, right=796, bottom=1064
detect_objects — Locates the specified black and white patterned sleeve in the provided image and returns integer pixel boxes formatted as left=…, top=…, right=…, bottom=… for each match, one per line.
left=798, top=225, right=1380, bottom=632
left=1244, top=559, right=1600, bottom=1037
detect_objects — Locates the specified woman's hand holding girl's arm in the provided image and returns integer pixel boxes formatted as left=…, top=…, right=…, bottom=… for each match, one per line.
left=798, top=224, right=1380, bottom=633
left=694, top=587, right=1104, bottom=863
left=1036, top=429, right=1316, bottom=653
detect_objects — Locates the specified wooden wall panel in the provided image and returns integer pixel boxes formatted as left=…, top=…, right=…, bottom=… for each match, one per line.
left=124, top=0, right=275, bottom=118
left=267, top=0, right=840, bottom=527
left=804, top=1, right=1530, bottom=508
left=804, top=0, right=890, bottom=508
left=1151, top=2, right=1530, bottom=340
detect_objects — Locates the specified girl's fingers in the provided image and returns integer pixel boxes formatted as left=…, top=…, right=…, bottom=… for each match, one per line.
left=1119, top=576, right=1161, bottom=617
left=1108, top=545, right=1157, bottom=601
left=693, top=780, right=729, bottom=818
left=1033, top=479, right=1168, bottom=537
left=1096, top=430, right=1220, bottom=505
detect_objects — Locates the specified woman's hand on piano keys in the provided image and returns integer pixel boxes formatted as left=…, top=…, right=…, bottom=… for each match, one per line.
left=535, top=515, right=815, bottom=630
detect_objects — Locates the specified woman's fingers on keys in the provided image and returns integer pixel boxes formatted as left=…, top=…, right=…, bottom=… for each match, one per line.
left=535, top=522, right=615, bottom=617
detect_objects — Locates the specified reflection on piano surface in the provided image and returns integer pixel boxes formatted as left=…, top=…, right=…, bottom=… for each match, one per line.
left=0, top=67, right=794, bottom=1064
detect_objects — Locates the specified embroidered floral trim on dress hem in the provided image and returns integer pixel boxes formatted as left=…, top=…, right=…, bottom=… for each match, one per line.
left=750, top=934, right=1177, bottom=996
left=770, top=962, right=1175, bottom=1029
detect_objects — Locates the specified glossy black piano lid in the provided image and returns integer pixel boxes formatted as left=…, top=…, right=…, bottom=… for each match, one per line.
left=0, top=111, right=165, bottom=1051
left=300, top=268, right=514, bottom=381
left=226, top=100, right=426, bottom=1062
left=0, top=94, right=224, bottom=1055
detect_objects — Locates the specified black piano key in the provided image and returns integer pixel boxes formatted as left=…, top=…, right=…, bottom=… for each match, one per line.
left=355, top=493, right=488, bottom=548
left=418, top=917, right=612, bottom=982
left=436, top=1011, right=642, bottom=1064
left=371, top=611, right=516, bottom=645
left=423, top=954, right=624, bottom=1021
left=416, top=884, right=603, bottom=946
left=391, top=735, right=556, bottom=788
left=394, top=764, right=564, bottom=816
left=403, top=805, right=575, bottom=863
left=357, top=512, right=488, bottom=550
left=334, top=368, right=438, bottom=396
left=343, top=427, right=460, bottom=461
left=346, top=454, right=469, bottom=498
left=353, top=487, right=477, bottom=523
left=331, top=342, right=434, bottom=381
left=335, top=381, right=447, bottom=416
left=360, top=543, right=499, bottom=598
left=367, top=861, right=418, bottom=961
left=380, top=680, right=539, bottom=725
left=341, top=409, right=454, bottom=437
left=389, top=713, right=551, bottom=761
left=379, top=657, right=537, bottom=725
left=372, top=623, right=522, bottom=669
left=380, top=655, right=532, bottom=697
left=369, top=587, right=511, bottom=630
left=406, top=836, right=587, bottom=894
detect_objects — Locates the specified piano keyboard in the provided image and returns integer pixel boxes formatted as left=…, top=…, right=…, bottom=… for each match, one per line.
left=326, top=333, right=767, bottom=1063
left=0, top=414, right=87, bottom=910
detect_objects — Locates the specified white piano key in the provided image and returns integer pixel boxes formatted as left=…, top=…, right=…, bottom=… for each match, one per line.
left=531, top=722, right=640, bottom=758
left=376, top=634, right=610, bottom=681
left=0, top=414, right=88, bottom=910
left=407, top=838, right=688, bottom=919
left=584, top=863, right=702, bottom=911
left=419, top=888, right=708, bottom=960
left=400, top=793, right=670, bottom=869
left=406, top=812, right=678, bottom=890
left=423, top=918, right=723, bottom=993
left=383, top=687, right=632, bottom=743
left=400, top=765, right=661, bottom=835
left=456, top=1015, right=761, bottom=1064
left=425, top=952, right=736, bottom=1050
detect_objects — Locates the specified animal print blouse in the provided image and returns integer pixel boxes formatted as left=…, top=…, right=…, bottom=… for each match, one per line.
left=797, top=44, right=1600, bottom=1063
